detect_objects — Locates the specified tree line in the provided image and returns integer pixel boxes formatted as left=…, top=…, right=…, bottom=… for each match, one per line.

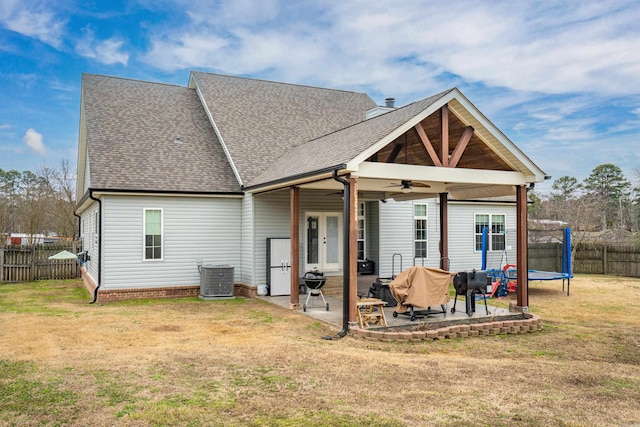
left=1, top=160, right=638, bottom=247
left=0, top=160, right=77, bottom=244
left=529, top=163, right=640, bottom=245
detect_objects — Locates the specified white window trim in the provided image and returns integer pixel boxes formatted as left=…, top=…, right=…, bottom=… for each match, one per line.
left=357, top=202, right=366, bottom=261
left=474, top=213, right=506, bottom=252
left=414, top=203, right=428, bottom=260
left=143, top=207, right=164, bottom=262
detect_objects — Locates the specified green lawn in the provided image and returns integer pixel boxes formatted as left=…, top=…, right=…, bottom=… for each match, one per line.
left=0, top=276, right=639, bottom=426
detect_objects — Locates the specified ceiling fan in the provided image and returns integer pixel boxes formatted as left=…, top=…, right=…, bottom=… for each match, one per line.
left=386, top=180, right=431, bottom=194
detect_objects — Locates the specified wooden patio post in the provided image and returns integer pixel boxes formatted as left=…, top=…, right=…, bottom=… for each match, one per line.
left=289, top=186, right=300, bottom=309
left=439, top=193, right=449, bottom=270
left=440, top=105, right=449, bottom=167
left=348, top=177, right=358, bottom=322
left=516, top=185, right=529, bottom=309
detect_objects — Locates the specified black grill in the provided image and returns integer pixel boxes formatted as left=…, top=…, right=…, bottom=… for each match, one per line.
left=302, top=270, right=329, bottom=312
left=451, top=269, right=490, bottom=317
left=303, top=270, right=326, bottom=290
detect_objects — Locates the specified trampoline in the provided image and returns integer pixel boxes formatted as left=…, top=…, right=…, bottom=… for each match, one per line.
left=483, top=227, right=573, bottom=296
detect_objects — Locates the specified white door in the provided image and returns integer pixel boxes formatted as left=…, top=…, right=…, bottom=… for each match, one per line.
left=305, top=212, right=342, bottom=272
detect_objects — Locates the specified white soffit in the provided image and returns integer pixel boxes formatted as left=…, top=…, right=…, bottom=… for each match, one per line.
left=448, top=92, right=546, bottom=182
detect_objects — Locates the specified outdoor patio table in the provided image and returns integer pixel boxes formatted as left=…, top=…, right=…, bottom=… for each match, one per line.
left=356, top=298, right=388, bottom=329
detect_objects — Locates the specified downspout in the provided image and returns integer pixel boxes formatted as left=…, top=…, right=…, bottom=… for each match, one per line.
left=73, top=210, right=82, bottom=283
left=323, top=169, right=350, bottom=339
left=88, top=190, right=102, bottom=304
left=73, top=212, right=81, bottom=242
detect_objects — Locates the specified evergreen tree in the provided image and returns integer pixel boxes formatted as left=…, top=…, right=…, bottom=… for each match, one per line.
left=583, top=164, right=631, bottom=229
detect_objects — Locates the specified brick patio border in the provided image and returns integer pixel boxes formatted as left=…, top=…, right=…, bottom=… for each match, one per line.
left=350, top=314, right=543, bottom=341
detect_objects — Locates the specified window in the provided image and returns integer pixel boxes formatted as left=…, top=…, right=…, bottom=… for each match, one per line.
left=93, top=210, right=99, bottom=248
left=414, top=204, right=427, bottom=258
left=357, top=202, right=366, bottom=260
left=144, top=208, right=163, bottom=260
left=475, top=213, right=505, bottom=251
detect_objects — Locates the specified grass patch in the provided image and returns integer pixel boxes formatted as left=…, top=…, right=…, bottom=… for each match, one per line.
left=0, top=279, right=87, bottom=315
left=249, top=412, right=404, bottom=427
left=0, top=277, right=639, bottom=426
left=94, top=371, right=140, bottom=406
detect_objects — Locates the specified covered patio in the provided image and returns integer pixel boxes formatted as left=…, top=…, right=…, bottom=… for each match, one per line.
left=262, top=277, right=511, bottom=329
left=247, top=88, right=547, bottom=337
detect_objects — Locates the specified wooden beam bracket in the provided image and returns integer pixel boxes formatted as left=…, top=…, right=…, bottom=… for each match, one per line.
left=414, top=124, right=442, bottom=167
left=448, top=126, right=474, bottom=168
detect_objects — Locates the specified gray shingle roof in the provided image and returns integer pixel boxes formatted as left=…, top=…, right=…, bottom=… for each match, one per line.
left=83, top=74, right=240, bottom=193
left=190, top=72, right=378, bottom=186
left=248, top=90, right=454, bottom=187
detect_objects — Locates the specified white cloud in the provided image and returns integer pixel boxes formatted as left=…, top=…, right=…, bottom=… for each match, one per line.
left=144, top=31, right=228, bottom=70
left=76, top=28, right=129, bottom=65
left=23, top=128, right=47, bottom=155
left=0, top=2, right=66, bottom=48
left=0, top=124, right=12, bottom=130
left=141, top=0, right=640, bottom=99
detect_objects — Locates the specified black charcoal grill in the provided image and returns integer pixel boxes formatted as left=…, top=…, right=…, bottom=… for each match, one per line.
left=451, top=269, right=490, bottom=317
left=303, top=269, right=329, bottom=312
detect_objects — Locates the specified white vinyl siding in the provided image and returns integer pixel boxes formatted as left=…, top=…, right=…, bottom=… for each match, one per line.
left=240, top=194, right=255, bottom=285
left=252, top=190, right=291, bottom=285
left=447, top=202, right=516, bottom=272
left=100, top=195, right=241, bottom=290
left=378, top=200, right=414, bottom=277
left=252, top=189, right=345, bottom=283
left=377, top=198, right=517, bottom=274
left=80, top=201, right=100, bottom=284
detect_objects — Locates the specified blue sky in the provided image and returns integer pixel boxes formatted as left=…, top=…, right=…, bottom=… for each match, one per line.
left=1, top=0, right=640, bottom=192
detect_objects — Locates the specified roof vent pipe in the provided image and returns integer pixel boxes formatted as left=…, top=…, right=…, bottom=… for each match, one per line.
left=385, top=97, right=395, bottom=108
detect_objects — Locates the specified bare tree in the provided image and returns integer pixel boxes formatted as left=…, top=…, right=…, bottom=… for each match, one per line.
left=0, top=161, right=77, bottom=244
left=39, top=160, right=77, bottom=239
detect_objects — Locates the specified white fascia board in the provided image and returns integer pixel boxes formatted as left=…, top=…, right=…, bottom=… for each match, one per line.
left=89, top=191, right=243, bottom=199
left=353, top=162, right=528, bottom=186
left=450, top=89, right=547, bottom=182
left=191, top=74, right=244, bottom=187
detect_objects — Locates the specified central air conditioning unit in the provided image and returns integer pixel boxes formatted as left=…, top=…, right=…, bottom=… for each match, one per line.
left=198, top=264, right=234, bottom=300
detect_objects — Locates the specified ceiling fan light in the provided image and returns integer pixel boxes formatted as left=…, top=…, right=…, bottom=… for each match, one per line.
left=401, top=186, right=412, bottom=194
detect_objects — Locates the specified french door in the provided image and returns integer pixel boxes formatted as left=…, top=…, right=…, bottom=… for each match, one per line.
left=305, top=212, right=342, bottom=272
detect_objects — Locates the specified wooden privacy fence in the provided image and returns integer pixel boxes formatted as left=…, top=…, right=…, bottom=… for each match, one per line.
left=0, top=244, right=81, bottom=283
left=529, top=242, right=640, bottom=278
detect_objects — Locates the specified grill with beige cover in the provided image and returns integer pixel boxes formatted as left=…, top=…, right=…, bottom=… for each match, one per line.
left=390, top=266, right=455, bottom=321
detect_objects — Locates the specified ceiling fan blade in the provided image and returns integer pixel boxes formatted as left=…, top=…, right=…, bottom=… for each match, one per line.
left=412, top=182, right=431, bottom=188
